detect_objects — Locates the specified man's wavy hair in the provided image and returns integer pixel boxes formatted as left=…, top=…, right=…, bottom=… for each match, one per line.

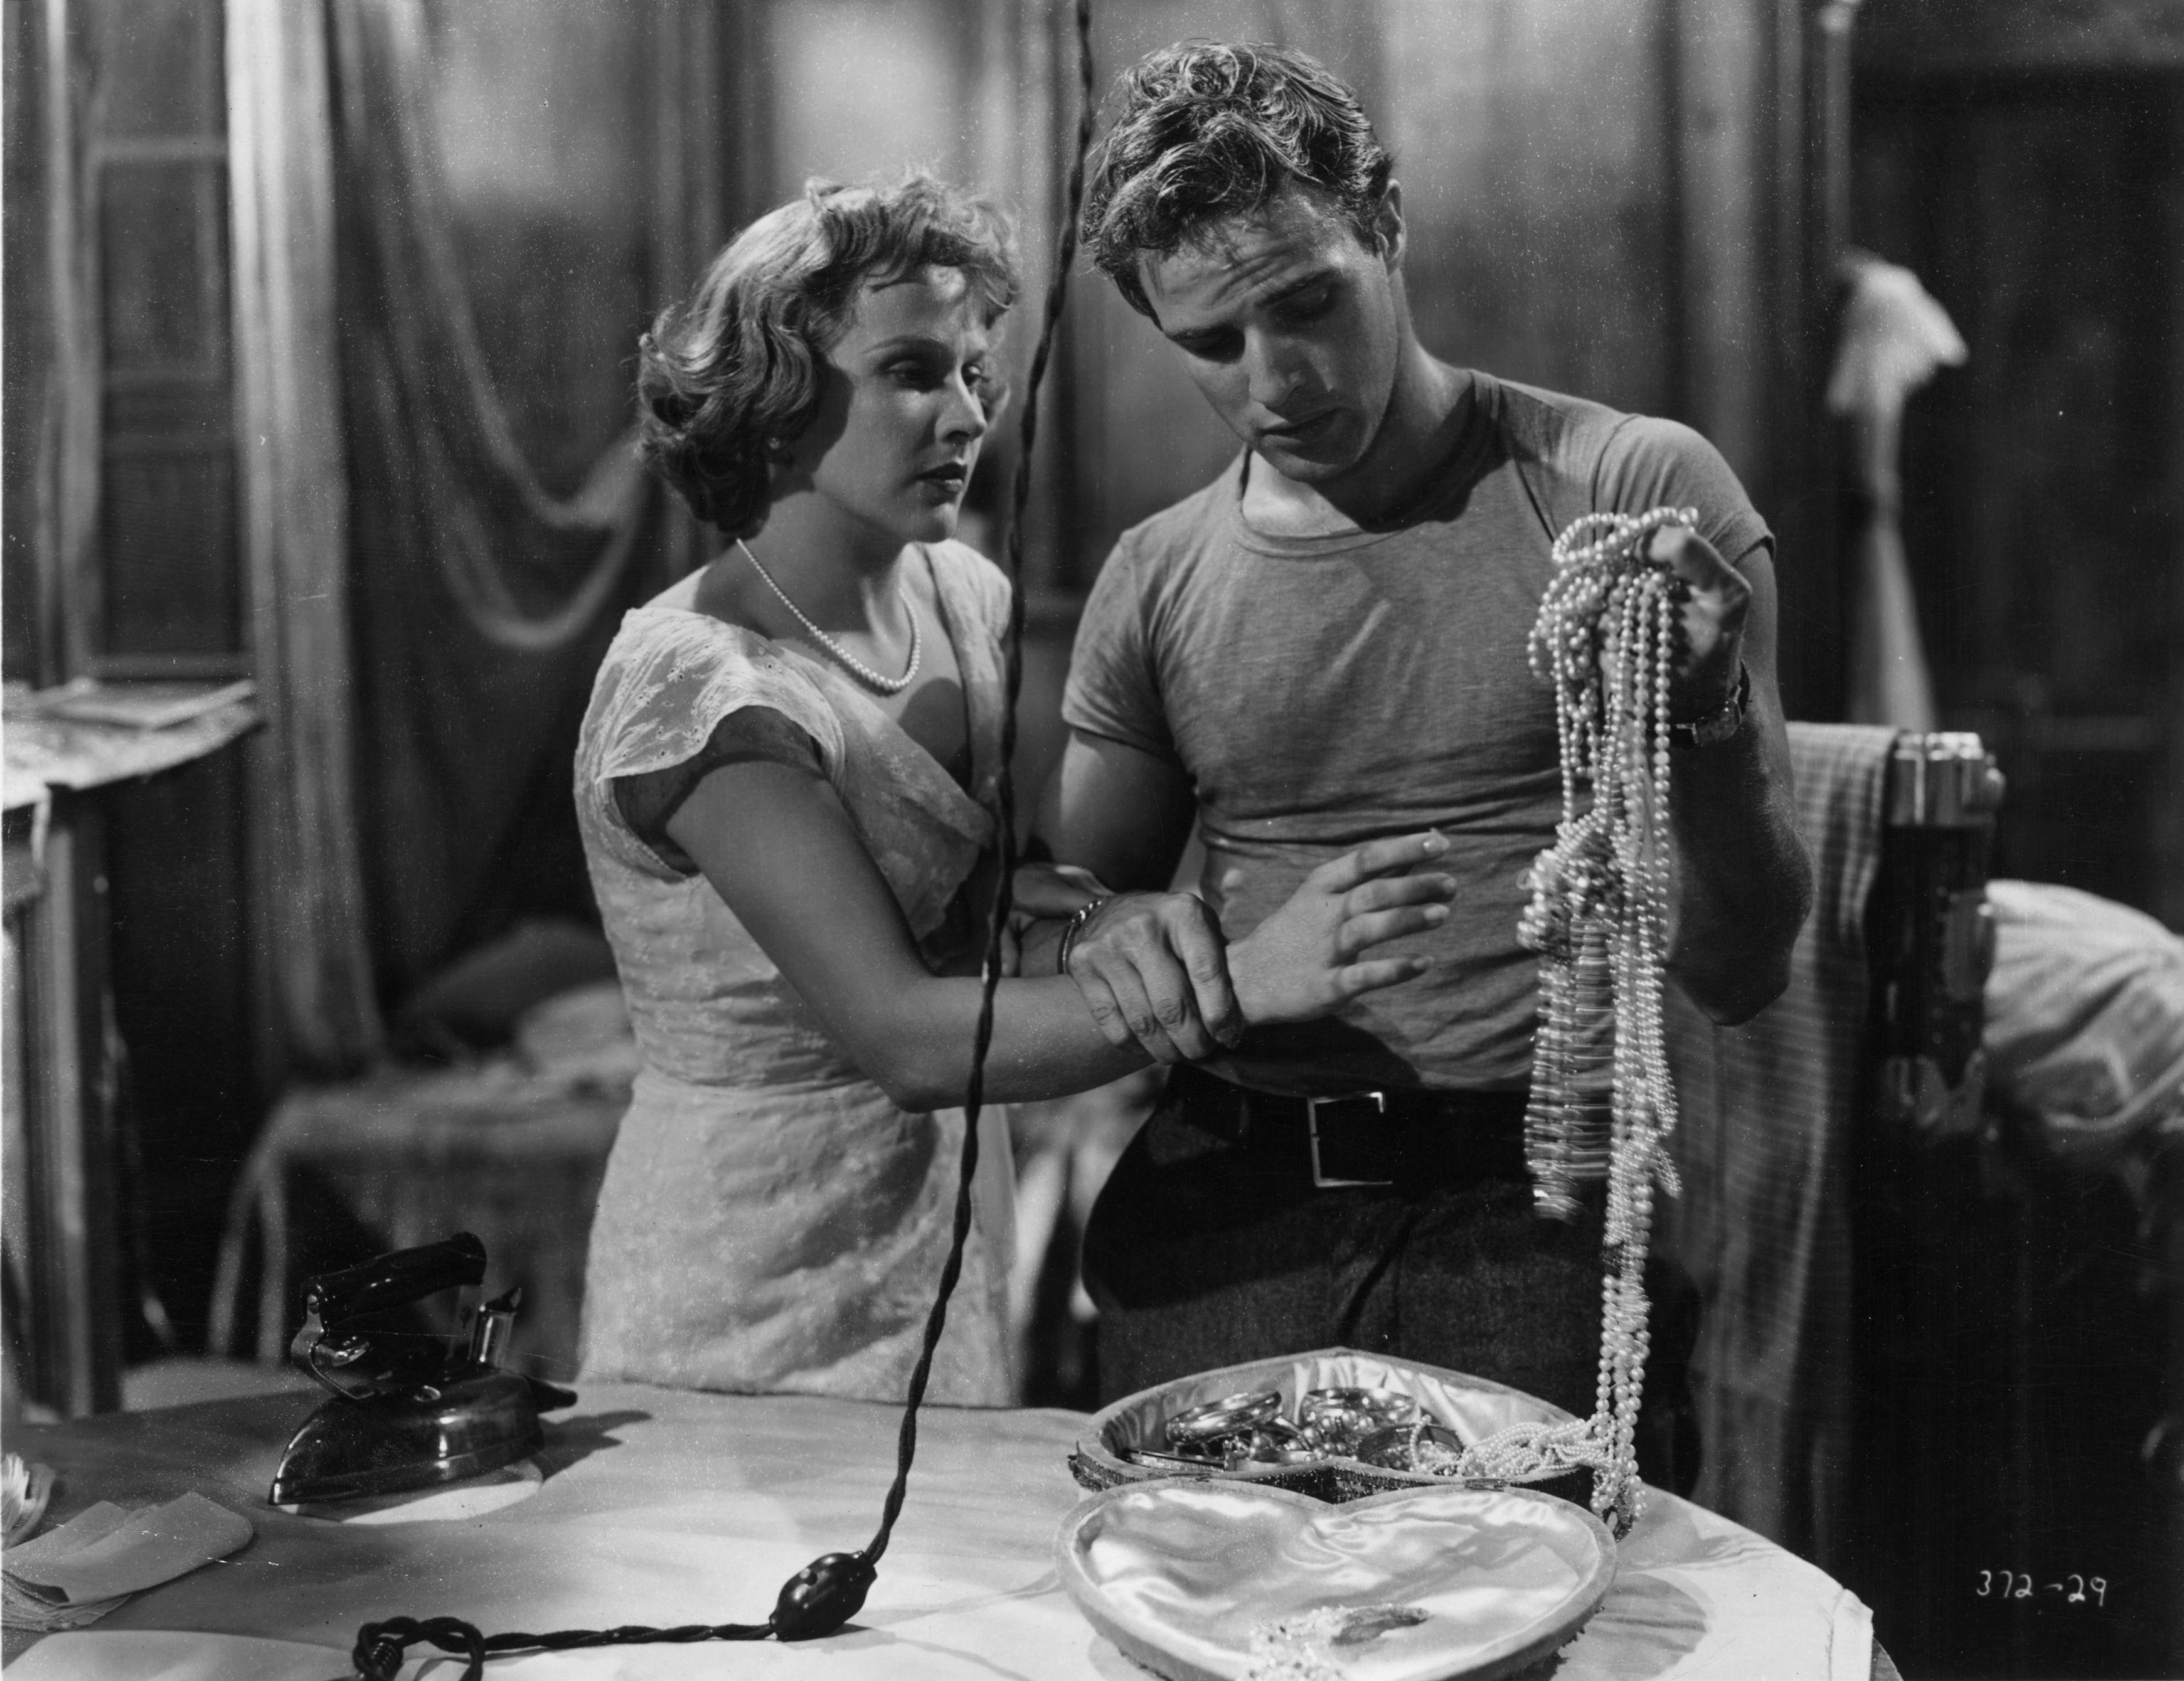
left=636, top=172, right=1018, bottom=539
left=1082, top=41, right=1393, bottom=319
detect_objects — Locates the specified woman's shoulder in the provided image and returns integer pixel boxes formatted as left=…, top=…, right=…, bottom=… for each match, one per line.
left=924, top=539, right=1012, bottom=636
left=587, top=605, right=844, bottom=771
left=605, top=602, right=795, bottom=681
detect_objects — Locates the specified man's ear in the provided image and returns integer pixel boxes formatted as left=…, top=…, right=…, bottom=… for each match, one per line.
left=1373, top=181, right=1407, bottom=270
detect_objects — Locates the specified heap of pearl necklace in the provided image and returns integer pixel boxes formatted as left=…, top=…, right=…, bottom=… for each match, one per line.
left=737, top=538, right=922, bottom=695
left=1447, top=506, right=1697, bottom=1536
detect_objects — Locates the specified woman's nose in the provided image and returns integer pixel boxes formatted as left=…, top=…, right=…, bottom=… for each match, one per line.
left=941, top=374, right=989, bottom=443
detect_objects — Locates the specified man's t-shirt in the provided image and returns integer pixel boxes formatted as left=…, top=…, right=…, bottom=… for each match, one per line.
left=1062, top=372, right=1772, bottom=1094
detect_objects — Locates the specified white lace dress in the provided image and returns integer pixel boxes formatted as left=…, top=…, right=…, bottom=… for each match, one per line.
left=573, top=540, right=1016, bottom=1404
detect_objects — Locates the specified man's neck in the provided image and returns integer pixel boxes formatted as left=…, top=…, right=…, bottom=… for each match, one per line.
left=1240, top=351, right=1474, bottom=539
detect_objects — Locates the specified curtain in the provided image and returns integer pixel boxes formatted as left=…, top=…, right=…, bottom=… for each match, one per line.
left=229, top=0, right=661, bottom=1063
left=228, top=0, right=384, bottom=1073
left=327, top=0, right=656, bottom=1002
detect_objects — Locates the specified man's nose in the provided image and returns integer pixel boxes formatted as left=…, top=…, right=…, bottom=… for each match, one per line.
left=1243, top=332, right=1306, bottom=413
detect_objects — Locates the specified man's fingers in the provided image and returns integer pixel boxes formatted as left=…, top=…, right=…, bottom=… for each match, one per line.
left=1646, top=524, right=1732, bottom=587
left=1311, top=830, right=1449, bottom=894
left=1336, top=904, right=1449, bottom=960
left=1331, top=956, right=1435, bottom=999
left=1341, top=873, right=1456, bottom=915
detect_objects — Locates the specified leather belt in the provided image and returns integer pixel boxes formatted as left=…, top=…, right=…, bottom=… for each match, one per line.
left=1164, top=1064, right=1529, bottom=1190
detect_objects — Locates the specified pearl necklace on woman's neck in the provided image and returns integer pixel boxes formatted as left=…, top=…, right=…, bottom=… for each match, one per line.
left=736, top=538, right=922, bottom=696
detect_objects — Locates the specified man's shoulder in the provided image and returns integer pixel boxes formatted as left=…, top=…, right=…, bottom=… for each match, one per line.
left=1482, top=374, right=1637, bottom=475
left=1109, top=461, right=1242, bottom=571
left=1478, top=374, right=1747, bottom=524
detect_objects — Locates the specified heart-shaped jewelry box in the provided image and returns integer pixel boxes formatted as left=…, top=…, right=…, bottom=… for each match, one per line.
left=1056, top=1477, right=1616, bottom=1681
left=1069, top=1348, right=1596, bottom=1512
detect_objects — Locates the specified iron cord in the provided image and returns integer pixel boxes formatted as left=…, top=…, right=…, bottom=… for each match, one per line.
left=346, top=4, right=1096, bottom=1677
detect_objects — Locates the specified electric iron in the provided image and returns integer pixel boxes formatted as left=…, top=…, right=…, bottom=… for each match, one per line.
left=270, top=1231, right=575, bottom=1507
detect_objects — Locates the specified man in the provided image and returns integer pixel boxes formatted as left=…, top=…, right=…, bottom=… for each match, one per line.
left=1021, top=42, right=1813, bottom=1461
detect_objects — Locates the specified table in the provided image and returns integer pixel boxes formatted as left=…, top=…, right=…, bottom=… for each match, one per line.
left=4, top=1386, right=1877, bottom=1679
left=3, top=684, right=263, bottom=1417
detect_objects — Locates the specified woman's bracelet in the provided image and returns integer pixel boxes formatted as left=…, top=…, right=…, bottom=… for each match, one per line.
left=1055, top=897, right=1109, bottom=977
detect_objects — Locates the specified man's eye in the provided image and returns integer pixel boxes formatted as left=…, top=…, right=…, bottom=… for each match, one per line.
left=1176, top=331, right=1241, bottom=362
left=1276, top=289, right=1336, bottom=323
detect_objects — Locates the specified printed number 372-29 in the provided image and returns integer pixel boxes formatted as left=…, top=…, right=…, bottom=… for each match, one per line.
left=1978, top=1572, right=2106, bottom=1606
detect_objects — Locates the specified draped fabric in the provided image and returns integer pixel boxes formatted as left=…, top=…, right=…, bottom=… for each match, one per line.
left=1828, top=253, right=1964, bottom=731
left=228, top=0, right=384, bottom=1072
left=228, top=0, right=661, bottom=1059
left=324, top=0, right=657, bottom=1000
left=1663, top=722, right=1897, bottom=1572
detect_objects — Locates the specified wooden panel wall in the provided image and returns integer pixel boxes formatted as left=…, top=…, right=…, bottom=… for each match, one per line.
left=718, top=0, right=1812, bottom=591
left=716, top=0, right=1827, bottom=788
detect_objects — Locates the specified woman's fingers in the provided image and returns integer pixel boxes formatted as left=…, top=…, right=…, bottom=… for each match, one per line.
left=1070, top=968, right=1135, bottom=1051
left=1128, top=938, right=1225, bottom=1061
left=1335, top=903, right=1449, bottom=962
left=1308, top=830, right=1449, bottom=894
left=1082, top=950, right=1195, bottom=1063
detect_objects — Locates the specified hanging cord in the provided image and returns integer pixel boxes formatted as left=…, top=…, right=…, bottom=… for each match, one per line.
left=348, top=8, right=1097, bottom=1678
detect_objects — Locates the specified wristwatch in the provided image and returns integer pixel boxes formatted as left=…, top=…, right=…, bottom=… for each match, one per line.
left=1668, top=663, right=1749, bottom=749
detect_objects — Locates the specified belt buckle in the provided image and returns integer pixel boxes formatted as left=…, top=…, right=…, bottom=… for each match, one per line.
left=1308, top=1092, right=1394, bottom=1188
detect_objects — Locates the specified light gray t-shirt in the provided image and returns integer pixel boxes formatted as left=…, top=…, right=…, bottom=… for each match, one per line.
left=1062, top=373, right=1771, bottom=1093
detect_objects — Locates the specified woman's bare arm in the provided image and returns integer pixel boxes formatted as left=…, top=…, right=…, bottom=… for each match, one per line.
left=666, top=756, right=1454, bottom=1110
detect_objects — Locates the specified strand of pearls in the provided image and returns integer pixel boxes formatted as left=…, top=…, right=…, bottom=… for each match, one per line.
left=737, top=538, right=923, bottom=695
left=1488, top=505, right=1697, bottom=1534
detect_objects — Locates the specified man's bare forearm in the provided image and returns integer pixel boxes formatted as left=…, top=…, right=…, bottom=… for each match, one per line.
left=1664, top=711, right=1814, bottom=1023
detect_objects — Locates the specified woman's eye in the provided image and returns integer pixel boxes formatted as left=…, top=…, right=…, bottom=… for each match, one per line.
left=890, top=361, right=941, bottom=389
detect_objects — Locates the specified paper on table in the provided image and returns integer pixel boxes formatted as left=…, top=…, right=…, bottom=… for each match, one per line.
left=5, top=1493, right=253, bottom=1608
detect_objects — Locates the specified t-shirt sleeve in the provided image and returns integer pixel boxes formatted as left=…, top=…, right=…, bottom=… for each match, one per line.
left=1593, top=415, right=1772, bottom=570
left=1060, top=535, right=1182, bottom=766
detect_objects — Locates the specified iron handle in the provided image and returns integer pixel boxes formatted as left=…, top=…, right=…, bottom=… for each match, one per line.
left=304, top=1232, right=486, bottom=1330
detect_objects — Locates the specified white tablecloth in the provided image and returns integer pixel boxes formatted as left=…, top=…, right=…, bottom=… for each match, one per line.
left=4, top=1384, right=1871, bottom=1679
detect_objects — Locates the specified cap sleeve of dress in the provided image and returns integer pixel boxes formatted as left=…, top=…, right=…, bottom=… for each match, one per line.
left=576, top=608, right=846, bottom=874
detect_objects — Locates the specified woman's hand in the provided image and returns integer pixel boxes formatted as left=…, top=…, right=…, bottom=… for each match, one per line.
left=1226, top=832, right=1456, bottom=1026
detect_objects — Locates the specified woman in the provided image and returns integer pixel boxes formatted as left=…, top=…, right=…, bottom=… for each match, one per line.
left=575, top=173, right=1454, bottom=1404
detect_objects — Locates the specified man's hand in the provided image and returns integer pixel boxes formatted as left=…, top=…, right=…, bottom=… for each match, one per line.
left=1060, top=832, right=1457, bottom=1063
left=1647, top=525, right=1750, bottom=722
left=1224, top=832, right=1454, bottom=1024
left=1063, top=891, right=1241, bottom=1064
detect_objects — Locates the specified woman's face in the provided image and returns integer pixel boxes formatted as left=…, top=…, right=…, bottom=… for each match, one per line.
left=787, top=265, right=997, bottom=549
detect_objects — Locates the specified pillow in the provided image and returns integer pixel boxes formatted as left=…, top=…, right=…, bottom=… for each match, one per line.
left=392, top=917, right=619, bottom=1058
left=1983, top=880, right=2184, bottom=1168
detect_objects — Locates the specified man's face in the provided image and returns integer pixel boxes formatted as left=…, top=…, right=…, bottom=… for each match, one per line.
left=1138, top=183, right=1404, bottom=483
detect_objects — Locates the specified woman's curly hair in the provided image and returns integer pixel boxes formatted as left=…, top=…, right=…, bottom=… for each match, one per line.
left=636, top=172, right=1018, bottom=539
left=1082, top=41, right=1393, bottom=319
